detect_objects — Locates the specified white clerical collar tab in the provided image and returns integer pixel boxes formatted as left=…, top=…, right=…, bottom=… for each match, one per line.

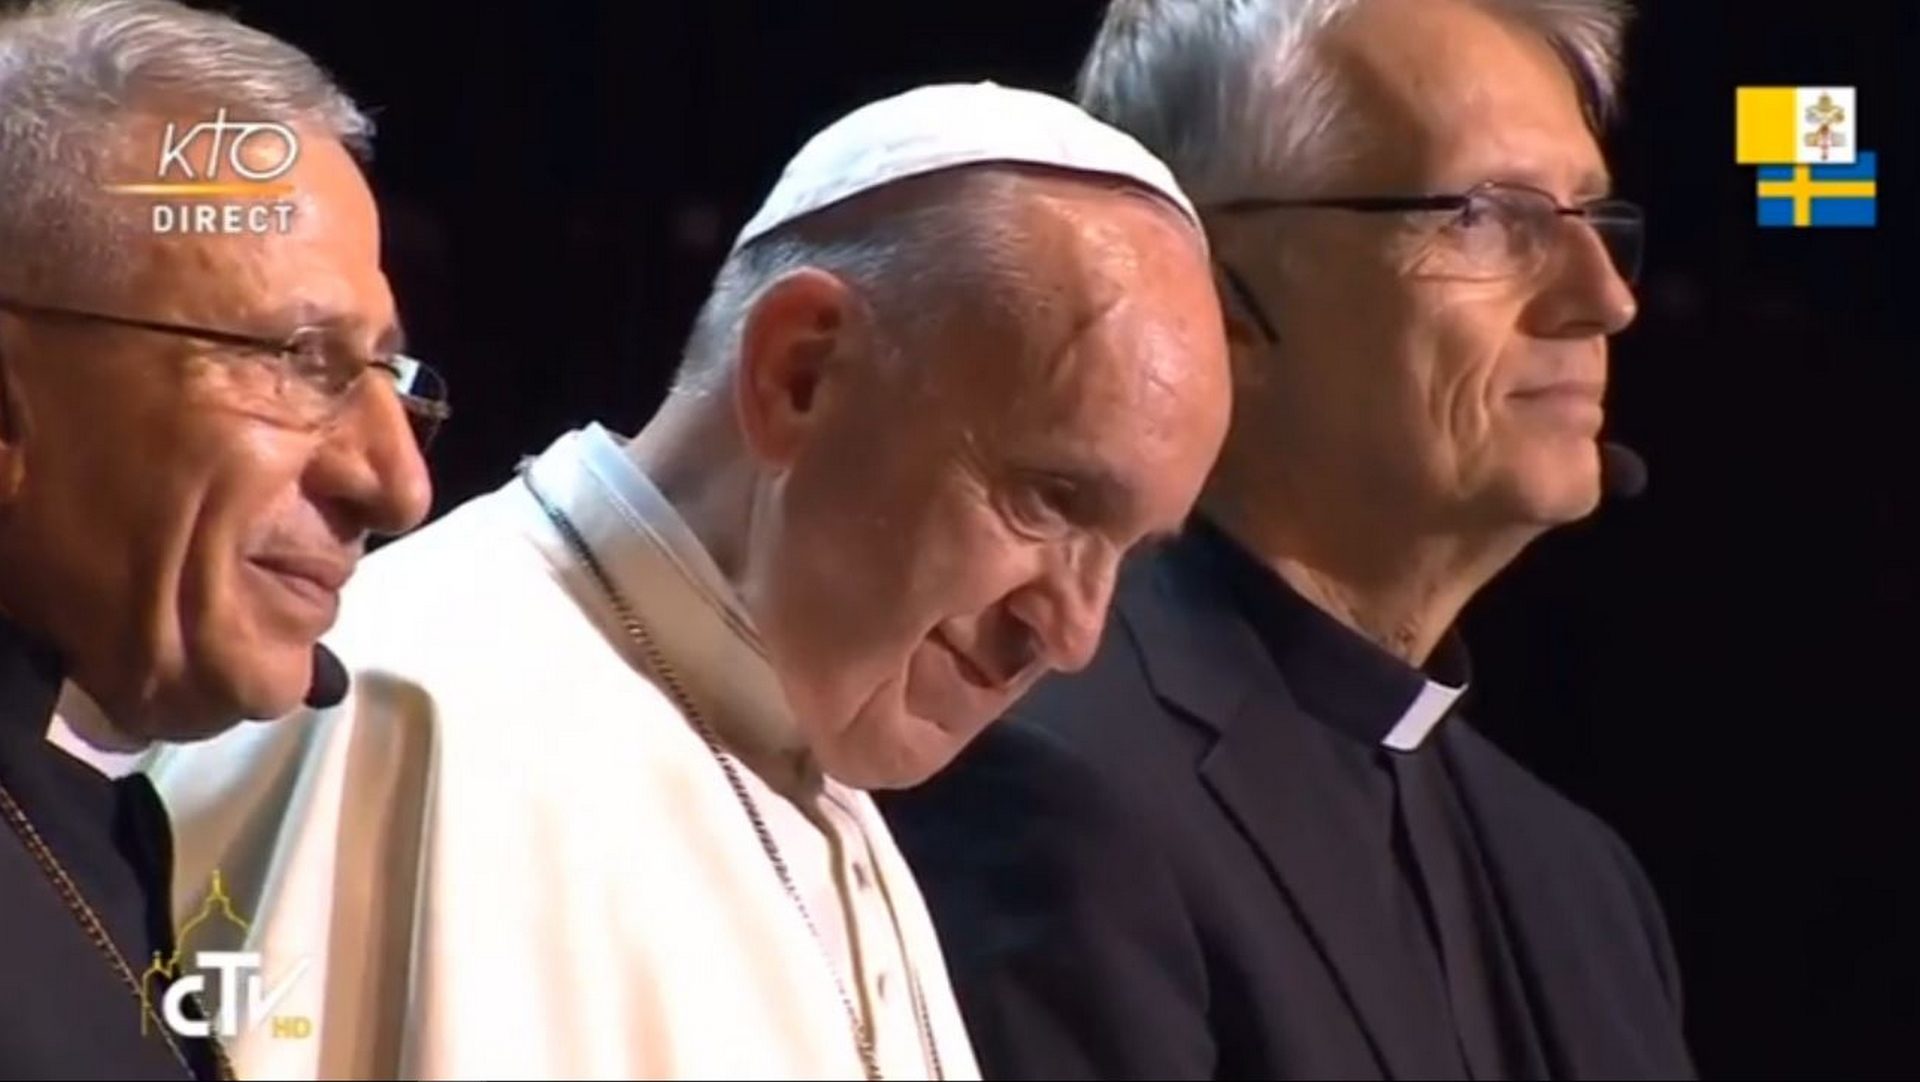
left=1380, top=678, right=1466, bottom=752
left=45, top=682, right=152, bottom=778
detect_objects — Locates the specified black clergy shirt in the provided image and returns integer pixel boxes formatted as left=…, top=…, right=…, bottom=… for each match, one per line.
left=1202, top=519, right=1545, bottom=1078
left=0, top=614, right=223, bottom=1081
left=879, top=518, right=1696, bottom=1079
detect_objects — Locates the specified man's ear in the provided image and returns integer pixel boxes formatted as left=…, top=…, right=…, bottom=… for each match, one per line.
left=733, top=267, right=870, bottom=467
left=1212, top=261, right=1277, bottom=352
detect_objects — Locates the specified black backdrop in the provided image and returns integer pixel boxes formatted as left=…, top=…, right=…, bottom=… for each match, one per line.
left=212, top=2, right=1917, bottom=1076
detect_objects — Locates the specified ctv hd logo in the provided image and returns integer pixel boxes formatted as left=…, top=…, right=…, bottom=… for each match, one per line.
left=140, top=870, right=313, bottom=1042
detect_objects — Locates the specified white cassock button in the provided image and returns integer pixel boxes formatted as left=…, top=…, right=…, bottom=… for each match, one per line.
left=877, top=970, right=892, bottom=1001
left=853, top=862, right=871, bottom=890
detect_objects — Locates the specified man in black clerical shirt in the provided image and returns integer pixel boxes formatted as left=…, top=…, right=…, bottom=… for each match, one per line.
left=879, top=0, right=1697, bottom=1078
left=0, top=2, right=438, bottom=1076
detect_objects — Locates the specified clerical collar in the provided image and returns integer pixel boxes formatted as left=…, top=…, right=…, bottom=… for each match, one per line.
left=518, top=424, right=812, bottom=774
left=1190, top=517, right=1472, bottom=752
left=0, top=610, right=65, bottom=739
left=48, top=683, right=150, bottom=779
left=2, top=614, right=151, bottom=777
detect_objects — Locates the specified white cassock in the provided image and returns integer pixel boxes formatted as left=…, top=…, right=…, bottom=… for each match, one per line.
left=136, top=424, right=983, bottom=1082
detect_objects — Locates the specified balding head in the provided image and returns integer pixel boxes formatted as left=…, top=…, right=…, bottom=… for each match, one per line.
left=673, top=162, right=1205, bottom=395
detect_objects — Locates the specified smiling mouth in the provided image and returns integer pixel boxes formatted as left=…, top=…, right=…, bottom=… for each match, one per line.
left=1511, top=382, right=1605, bottom=402
left=247, top=555, right=348, bottom=617
left=931, top=629, right=1000, bottom=690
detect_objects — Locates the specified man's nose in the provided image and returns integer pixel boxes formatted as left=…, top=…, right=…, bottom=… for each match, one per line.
left=304, top=382, right=433, bottom=538
left=1525, top=220, right=1639, bottom=340
left=1022, top=544, right=1121, bottom=675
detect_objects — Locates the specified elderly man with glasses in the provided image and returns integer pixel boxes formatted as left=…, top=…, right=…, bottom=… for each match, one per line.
left=881, top=1, right=1697, bottom=1079
left=0, top=1, right=439, bottom=1077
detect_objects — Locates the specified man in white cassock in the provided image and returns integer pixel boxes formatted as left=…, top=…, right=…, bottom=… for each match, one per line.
left=129, top=81, right=1233, bottom=1080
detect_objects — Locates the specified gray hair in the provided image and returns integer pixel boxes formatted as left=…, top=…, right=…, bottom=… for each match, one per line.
left=1077, top=0, right=1632, bottom=204
left=0, top=0, right=372, bottom=295
left=672, top=167, right=1054, bottom=396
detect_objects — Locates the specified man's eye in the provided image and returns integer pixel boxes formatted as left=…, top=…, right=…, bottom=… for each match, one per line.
left=1454, top=197, right=1494, bottom=229
left=1008, top=476, right=1077, bottom=534
left=268, top=332, right=371, bottom=395
left=271, top=332, right=328, bottom=369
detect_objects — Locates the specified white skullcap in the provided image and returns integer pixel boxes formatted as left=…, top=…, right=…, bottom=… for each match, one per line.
left=729, top=81, right=1203, bottom=256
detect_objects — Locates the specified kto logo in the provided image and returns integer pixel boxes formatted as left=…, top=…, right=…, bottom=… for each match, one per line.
left=152, top=109, right=300, bottom=185
left=103, top=107, right=301, bottom=235
left=139, top=870, right=313, bottom=1042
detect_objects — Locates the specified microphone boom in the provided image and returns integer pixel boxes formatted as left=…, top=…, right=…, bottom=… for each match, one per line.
left=1600, top=440, right=1648, bottom=500
left=304, top=643, right=350, bottom=709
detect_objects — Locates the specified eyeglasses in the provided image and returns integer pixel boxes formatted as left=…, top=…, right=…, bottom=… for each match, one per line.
left=1207, top=180, right=1645, bottom=290
left=0, top=295, right=450, bottom=448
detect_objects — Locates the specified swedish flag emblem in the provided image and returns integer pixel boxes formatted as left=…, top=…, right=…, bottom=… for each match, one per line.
left=1755, top=151, right=1877, bottom=228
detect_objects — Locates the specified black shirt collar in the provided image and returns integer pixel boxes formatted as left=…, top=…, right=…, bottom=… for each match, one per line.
left=1189, top=517, right=1473, bottom=751
left=0, top=611, right=220, bottom=1079
left=0, top=610, right=65, bottom=738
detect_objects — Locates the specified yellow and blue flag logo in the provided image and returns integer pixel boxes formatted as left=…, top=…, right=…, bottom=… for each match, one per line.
left=1737, top=86, right=1857, bottom=165
left=1756, top=151, right=1877, bottom=228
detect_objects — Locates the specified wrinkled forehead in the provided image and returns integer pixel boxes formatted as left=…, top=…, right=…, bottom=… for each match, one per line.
left=1310, top=0, right=1613, bottom=198
left=967, top=229, right=1224, bottom=451
left=1009, top=182, right=1208, bottom=339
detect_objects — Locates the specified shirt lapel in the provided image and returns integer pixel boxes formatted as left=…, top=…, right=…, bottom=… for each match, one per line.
left=1123, top=541, right=1463, bottom=1079
left=1439, top=728, right=1695, bottom=1078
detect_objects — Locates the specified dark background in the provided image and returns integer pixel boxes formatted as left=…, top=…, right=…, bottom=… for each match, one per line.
left=220, top=1, right=1915, bottom=1076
